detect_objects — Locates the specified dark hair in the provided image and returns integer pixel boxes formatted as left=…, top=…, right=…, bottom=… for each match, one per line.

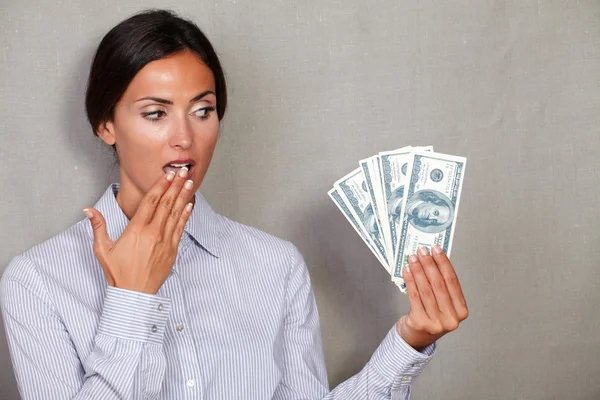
left=85, top=9, right=227, bottom=157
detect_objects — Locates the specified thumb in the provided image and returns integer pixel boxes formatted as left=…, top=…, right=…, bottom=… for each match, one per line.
left=83, top=208, right=111, bottom=256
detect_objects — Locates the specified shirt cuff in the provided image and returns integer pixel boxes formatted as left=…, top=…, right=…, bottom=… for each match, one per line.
left=370, top=324, right=436, bottom=389
left=97, top=286, right=172, bottom=344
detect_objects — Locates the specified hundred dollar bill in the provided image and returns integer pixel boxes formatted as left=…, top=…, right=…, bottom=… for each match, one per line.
left=334, top=168, right=390, bottom=270
left=359, top=156, right=392, bottom=262
left=392, top=150, right=467, bottom=283
left=379, top=146, right=432, bottom=266
left=327, top=188, right=388, bottom=272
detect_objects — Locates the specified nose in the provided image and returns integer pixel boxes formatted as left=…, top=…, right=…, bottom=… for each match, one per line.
left=169, top=118, right=193, bottom=150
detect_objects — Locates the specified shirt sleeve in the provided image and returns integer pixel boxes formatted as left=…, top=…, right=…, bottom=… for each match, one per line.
left=273, top=246, right=436, bottom=400
left=0, top=255, right=171, bottom=399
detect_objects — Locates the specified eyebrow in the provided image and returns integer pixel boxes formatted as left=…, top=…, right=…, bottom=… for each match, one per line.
left=135, top=90, right=216, bottom=104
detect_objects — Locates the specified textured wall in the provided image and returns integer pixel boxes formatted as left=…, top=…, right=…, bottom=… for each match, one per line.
left=1, top=1, right=599, bottom=399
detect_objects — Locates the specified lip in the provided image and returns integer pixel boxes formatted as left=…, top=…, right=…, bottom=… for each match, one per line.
left=163, top=158, right=196, bottom=168
left=183, top=164, right=195, bottom=177
left=162, top=164, right=196, bottom=179
left=162, top=158, right=196, bottom=178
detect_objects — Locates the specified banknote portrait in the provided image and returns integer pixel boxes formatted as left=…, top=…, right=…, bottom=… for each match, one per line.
left=405, top=189, right=454, bottom=233
left=387, top=186, right=404, bottom=226
left=360, top=181, right=380, bottom=239
left=363, top=204, right=380, bottom=238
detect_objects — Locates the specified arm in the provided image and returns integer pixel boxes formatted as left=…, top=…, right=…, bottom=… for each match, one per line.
left=0, top=255, right=171, bottom=399
left=273, top=246, right=435, bottom=400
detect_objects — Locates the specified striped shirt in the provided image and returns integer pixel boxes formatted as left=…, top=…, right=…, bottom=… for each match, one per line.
left=1, top=183, right=435, bottom=399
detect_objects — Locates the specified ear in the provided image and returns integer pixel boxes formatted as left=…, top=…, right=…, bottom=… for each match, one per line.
left=96, top=120, right=116, bottom=146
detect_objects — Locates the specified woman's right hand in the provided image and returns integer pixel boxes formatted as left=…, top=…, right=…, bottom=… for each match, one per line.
left=83, top=168, right=194, bottom=294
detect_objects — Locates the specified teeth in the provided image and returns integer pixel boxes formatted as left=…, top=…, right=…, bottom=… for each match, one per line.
left=168, top=163, right=190, bottom=168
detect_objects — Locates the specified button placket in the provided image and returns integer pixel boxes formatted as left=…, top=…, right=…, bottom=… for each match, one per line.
left=169, top=257, right=204, bottom=395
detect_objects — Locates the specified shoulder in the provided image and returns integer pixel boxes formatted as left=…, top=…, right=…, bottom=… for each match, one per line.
left=1, top=218, right=92, bottom=294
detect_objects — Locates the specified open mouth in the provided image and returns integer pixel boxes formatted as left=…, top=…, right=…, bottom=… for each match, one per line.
left=163, top=161, right=196, bottom=177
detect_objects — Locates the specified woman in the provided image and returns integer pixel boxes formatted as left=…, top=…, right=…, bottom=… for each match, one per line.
left=0, top=9, right=468, bottom=399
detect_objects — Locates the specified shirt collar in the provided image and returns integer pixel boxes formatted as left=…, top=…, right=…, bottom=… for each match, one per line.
left=88, top=183, right=222, bottom=258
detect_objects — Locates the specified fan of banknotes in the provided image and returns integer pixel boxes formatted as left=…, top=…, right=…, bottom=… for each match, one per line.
left=328, top=146, right=466, bottom=293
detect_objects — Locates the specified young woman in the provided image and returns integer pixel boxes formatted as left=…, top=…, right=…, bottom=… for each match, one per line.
left=0, top=9, right=468, bottom=399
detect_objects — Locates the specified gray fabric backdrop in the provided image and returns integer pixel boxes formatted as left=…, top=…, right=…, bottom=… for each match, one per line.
left=1, top=1, right=599, bottom=399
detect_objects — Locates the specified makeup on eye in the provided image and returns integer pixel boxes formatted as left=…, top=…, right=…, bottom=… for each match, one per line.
left=193, top=106, right=216, bottom=119
left=141, top=109, right=166, bottom=121
left=140, top=105, right=216, bottom=122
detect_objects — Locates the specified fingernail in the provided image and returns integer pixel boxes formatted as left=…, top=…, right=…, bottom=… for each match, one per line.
left=185, top=203, right=193, bottom=213
left=409, top=254, right=418, bottom=263
left=83, top=208, right=93, bottom=219
left=419, top=247, right=429, bottom=256
left=178, top=166, right=189, bottom=178
left=184, top=180, right=193, bottom=190
left=433, top=245, right=443, bottom=255
left=166, top=171, right=176, bottom=181
left=404, top=265, right=411, bottom=274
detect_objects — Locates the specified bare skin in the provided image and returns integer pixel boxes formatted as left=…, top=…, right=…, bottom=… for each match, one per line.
left=83, top=49, right=219, bottom=295
left=97, top=49, right=219, bottom=220
left=82, top=50, right=467, bottom=351
left=396, top=246, right=469, bottom=350
left=84, top=169, right=194, bottom=294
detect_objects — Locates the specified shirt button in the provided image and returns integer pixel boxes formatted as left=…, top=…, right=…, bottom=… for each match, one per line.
left=176, top=324, right=184, bottom=332
left=187, top=379, right=195, bottom=388
left=151, top=325, right=158, bottom=333
left=401, top=376, right=411, bottom=382
left=157, top=303, right=164, bottom=312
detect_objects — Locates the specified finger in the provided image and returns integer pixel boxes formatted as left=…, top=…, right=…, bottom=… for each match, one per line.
left=432, top=245, right=469, bottom=321
left=164, top=178, right=195, bottom=238
left=83, top=208, right=115, bottom=285
left=417, top=247, right=457, bottom=319
left=171, top=201, right=194, bottom=248
left=130, top=171, right=176, bottom=227
left=150, top=167, right=190, bottom=233
left=407, top=254, right=441, bottom=321
left=403, top=264, right=427, bottom=320
left=83, top=208, right=112, bottom=257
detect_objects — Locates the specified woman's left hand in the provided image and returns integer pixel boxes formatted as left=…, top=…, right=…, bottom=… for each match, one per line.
left=396, top=245, right=468, bottom=351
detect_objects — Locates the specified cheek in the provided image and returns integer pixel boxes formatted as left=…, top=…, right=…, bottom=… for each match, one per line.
left=115, top=113, right=168, bottom=148
left=442, top=210, right=450, bottom=222
left=196, top=120, right=220, bottom=154
left=114, top=121, right=165, bottom=170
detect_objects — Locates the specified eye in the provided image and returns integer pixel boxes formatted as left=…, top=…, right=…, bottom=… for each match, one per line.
left=434, top=210, right=439, bottom=216
left=142, top=110, right=166, bottom=122
left=193, top=106, right=216, bottom=120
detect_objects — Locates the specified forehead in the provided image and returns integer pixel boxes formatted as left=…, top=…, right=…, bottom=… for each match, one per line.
left=124, top=50, right=216, bottom=98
